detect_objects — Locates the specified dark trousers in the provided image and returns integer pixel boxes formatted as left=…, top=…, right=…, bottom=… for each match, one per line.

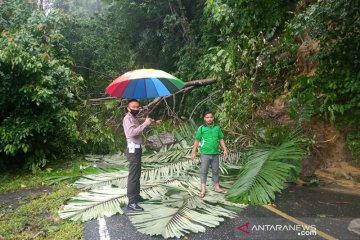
left=126, top=148, right=142, bottom=204
left=200, top=154, right=220, bottom=184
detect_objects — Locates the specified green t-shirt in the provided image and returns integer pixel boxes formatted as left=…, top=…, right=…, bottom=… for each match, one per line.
left=195, top=124, right=224, bottom=154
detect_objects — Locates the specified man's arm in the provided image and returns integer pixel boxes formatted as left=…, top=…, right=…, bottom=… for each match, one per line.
left=219, top=139, right=228, bottom=158
left=191, top=140, right=199, bottom=159
left=125, top=118, right=152, bottom=137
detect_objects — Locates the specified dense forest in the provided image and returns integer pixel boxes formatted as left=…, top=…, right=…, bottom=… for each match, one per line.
left=1, top=0, right=359, bottom=173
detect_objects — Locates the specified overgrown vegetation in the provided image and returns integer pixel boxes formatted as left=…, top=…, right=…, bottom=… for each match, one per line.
left=346, top=131, right=360, bottom=168
left=76, top=100, right=126, bottom=154
left=291, top=0, right=360, bottom=125
left=0, top=0, right=359, bottom=238
left=0, top=0, right=82, bottom=171
left=1, top=0, right=359, bottom=170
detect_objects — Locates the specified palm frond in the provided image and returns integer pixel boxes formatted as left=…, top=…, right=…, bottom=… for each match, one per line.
left=219, top=152, right=244, bottom=174
left=75, top=158, right=197, bottom=189
left=288, top=98, right=314, bottom=123
left=204, top=190, right=247, bottom=209
left=45, top=175, right=81, bottom=185
left=59, top=180, right=183, bottom=222
left=270, top=133, right=306, bottom=181
left=299, top=99, right=314, bottom=122
left=161, top=176, right=201, bottom=197
left=128, top=194, right=237, bottom=239
left=59, top=187, right=127, bottom=222
left=173, top=120, right=197, bottom=145
left=74, top=170, right=129, bottom=189
left=172, top=177, right=246, bottom=210
left=85, top=152, right=128, bottom=165
left=142, top=143, right=192, bottom=163
left=221, top=152, right=243, bottom=164
left=141, top=158, right=197, bottom=182
left=226, top=137, right=304, bottom=205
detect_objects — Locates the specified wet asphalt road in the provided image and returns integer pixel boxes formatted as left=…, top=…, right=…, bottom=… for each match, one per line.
left=84, top=185, right=360, bottom=240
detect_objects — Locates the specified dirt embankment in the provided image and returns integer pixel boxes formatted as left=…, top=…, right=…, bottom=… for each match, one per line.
left=260, top=34, right=360, bottom=192
left=301, top=119, right=360, bottom=188
left=295, top=35, right=360, bottom=190
left=257, top=94, right=360, bottom=193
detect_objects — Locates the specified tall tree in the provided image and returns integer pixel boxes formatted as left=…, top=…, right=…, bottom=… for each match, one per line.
left=0, top=0, right=82, bottom=170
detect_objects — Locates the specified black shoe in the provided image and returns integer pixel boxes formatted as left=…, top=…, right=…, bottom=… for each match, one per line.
left=136, top=195, right=147, bottom=202
left=127, top=203, right=144, bottom=212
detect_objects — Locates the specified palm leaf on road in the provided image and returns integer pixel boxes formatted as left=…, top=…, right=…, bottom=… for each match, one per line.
left=59, top=180, right=184, bottom=221
left=128, top=193, right=238, bottom=239
left=74, top=158, right=197, bottom=190
left=226, top=137, right=305, bottom=204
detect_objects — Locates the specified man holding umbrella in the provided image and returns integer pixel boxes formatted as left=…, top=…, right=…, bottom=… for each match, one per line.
left=123, top=99, right=161, bottom=211
left=106, top=69, right=185, bottom=211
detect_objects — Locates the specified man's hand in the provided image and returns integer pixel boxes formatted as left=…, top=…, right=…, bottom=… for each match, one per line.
left=144, top=117, right=153, bottom=125
left=192, top=140, right=199, bottom=160
left=223, top=148, right=228, bottom=158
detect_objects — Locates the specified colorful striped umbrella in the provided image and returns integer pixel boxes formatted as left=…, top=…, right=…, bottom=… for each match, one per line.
left=105, top=69, right=185, bottom=99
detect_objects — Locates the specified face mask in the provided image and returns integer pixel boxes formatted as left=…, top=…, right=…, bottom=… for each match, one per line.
left=130, top=109, right=140, bottom=116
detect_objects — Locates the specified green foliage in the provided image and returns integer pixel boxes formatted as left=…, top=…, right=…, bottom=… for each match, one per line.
left=258, top=125, right=290, bottom=146
left=53, top=0, right=201, bottom=98
left=290, top=0, right=360, bottom=125
left=59, top=11, right=133, bottom=98
left=287, top=95, right=315, bottom=123
left=175, top=0, right=298, bottom=126
left=173, top=119, right=197, bottom=144
left=346, top=131, right=360, bottom=167
left=0, top=0, right=37, bottom=31
left=77, top=100, right=126, bottom=154
left=218, top=76, right=272, bottom=127
left=226, top=134, right=305, bottom=205
left=50, top=0, right=103, bottom=15
left=0, top=1, right=83, bottom=171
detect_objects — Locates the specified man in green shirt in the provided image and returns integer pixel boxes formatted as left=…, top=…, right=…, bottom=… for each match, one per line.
left=191, top=111, right=228, bottom=198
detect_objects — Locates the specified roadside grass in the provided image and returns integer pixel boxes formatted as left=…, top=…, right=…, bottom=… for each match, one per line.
left=0, top=157, right=126, bottom=193
left=0, top=157, right=126, bottom=239
left=0, top=185, right=83, bottom=240
left=1, top=157, right=89, bottom=193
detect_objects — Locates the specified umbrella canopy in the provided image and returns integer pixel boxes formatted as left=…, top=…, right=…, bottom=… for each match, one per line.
left=105, top=69, right=185, bottom=99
